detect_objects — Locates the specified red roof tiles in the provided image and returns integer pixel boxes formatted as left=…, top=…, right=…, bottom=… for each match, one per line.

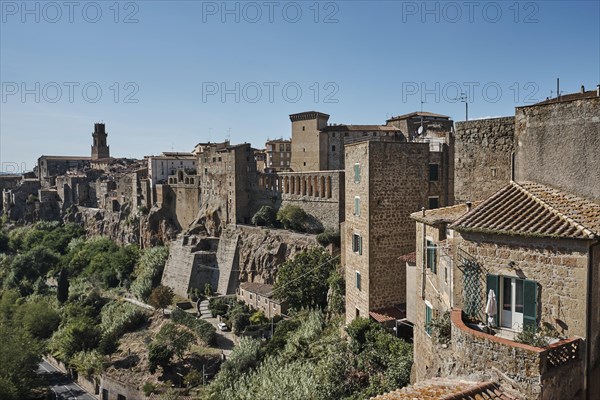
left=370, top=378, right=518, bottom=400
left=452, top=182, right=600, bottom=240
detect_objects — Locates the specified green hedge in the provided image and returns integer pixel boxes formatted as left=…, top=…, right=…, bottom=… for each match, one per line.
left=171, top=308, right=217, bottom=346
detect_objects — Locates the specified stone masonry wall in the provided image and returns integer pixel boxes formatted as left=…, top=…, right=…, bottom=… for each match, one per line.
left=515, top=96, right=600, bottom=202
left=454, top=117, right=514, bottom=203
left=368, top=141, right=430, bottom=310
left=454, top=232, right=590, bottom=339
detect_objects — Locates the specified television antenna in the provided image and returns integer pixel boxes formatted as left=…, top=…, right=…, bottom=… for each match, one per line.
left=453, top=93, right=468, bottom=121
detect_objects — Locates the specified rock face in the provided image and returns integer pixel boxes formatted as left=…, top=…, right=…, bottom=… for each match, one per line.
left=66, top=204, right=179, bottom=247
left=161, top=225, right=318, bottom=297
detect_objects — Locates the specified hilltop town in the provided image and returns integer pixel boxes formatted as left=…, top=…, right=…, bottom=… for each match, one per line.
left=1, top=86, right=599, bottom=400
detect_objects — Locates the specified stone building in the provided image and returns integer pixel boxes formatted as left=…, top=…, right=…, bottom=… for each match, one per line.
left=196, top=141, right=258, bottom=233
left=236, top=282, right=288, bottom=318
left=453, top=117, right=515, bottom=204
left=409, top=181, right=600, bottom=399
left=0, top=175, right=22, bottom=212
left=514, top=88, right=600, bottom=202
left=37, top=155, right=90, bottom=187
left=344, top=140, right=431, bottom=324
left=386, top=111, right=454, bottom=142
left=147, top=152, right=197, bottom=204
left=289, top=111, right=330, bottom=172
left=264, top=139, right=291, bottom=172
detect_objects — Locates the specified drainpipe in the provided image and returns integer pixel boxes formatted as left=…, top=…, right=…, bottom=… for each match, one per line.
left=585, top=240, right=600, bottom=400
left=421, top=208, right=427, bottom=300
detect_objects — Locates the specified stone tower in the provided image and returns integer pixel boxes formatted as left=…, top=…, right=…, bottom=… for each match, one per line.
left=91, top=123, right=110, bottom=160
left=289, top=111, right=329, bottom=172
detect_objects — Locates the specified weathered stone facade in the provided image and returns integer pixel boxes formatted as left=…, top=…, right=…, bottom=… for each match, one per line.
left=161, top=225, right=318, bottom=297
left=345, top=140, right=430, bottom=324
left=289, top=111, right=330, bottom=172
left=259, top=170, right=344, bottom=231
left=409, top=204, right=600, bottom=400
left=454, top=117, right=515, bottom=203
left=515, top=94, right=600, bottom=201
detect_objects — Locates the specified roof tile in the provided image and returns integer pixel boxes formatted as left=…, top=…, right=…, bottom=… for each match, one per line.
left=451, top=181, right=600, bottom=240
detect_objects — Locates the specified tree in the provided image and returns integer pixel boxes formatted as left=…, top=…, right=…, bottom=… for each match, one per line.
left=251, top=205, right=277, bottom=227
left=18, top=301, right=61, bottom=340
left=274, top=248, right=337, bottom=310
left=156, top=322, right=194, bottom=360
left=148, top=342, right=173, bottom=374
left=276, top=205, right=308, bottom=231
left=98, top=331, right=120, bottom=356
left=57, top=268, right=69, bottom=303
left=49, top=316, right=100, bottom=362
left=149, top=285, right=174, bottom=314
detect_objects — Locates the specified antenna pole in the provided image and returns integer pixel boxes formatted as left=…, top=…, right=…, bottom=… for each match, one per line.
left=557, top=78, right=560, bottom=99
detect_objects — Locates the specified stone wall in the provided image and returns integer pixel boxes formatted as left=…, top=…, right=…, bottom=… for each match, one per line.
left=259, top=170, right=344, bottom=231
left=368, top=141, right=430, bottom=310
left=345, top=140, right=430, bottom=324
left=514, top=96, right=600, bottom=201
left=454, top=117, right=514, bottom=203
left=162, top=226, right=318, bottom=297
left=454, top=232, right=590, bottom=339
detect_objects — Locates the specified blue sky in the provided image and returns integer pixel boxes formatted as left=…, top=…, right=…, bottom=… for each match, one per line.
left=1, top=0, right=599, bottom=172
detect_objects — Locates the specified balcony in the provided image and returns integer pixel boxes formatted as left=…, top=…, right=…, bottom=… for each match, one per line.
left=450, top=309, right=583, bottom=400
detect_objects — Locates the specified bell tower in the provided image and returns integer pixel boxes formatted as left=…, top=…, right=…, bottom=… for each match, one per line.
left=91, top=123, right=110, bottom=160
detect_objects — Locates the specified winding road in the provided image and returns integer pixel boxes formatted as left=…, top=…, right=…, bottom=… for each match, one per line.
left=38, top=359, right=96, bottom=400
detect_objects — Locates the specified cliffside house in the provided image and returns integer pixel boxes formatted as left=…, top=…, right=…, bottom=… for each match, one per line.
left=409, top=181, right=600, bottom=400
left=236, top=282, right=288, bottom=318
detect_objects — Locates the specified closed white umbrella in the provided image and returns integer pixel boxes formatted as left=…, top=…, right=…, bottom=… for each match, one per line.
left=485, top=289, right=497, bottom=327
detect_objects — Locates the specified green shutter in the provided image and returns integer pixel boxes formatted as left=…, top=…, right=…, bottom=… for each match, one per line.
left=486, top=274, right=500, bottom=326
left=356, top=272, right=361, bottom=290
left=523, top=280, right=538, bottom=331
left=354, top=164, right=360, bottom=182
left=425, top=305, right=432, bottom=335
left=358, top=236, right=363, bottom=255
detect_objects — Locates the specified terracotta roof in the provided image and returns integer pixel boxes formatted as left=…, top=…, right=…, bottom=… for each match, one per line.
left=411, top=203, right=482, bottom=226
left=452, top=181, right=600, bottom=240
left=369, top=305, right=406, bottom=323
left=387, top=111, right=450, bottom=121
left=240, top=282, right=274, bottom=298
left=321, top=124, right=400, bottom=132
left=399, top=252, right=416, bottom=264
left=370, top=378, right=517, bottom=400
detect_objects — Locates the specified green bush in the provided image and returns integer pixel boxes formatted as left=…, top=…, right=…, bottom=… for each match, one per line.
left=276, top=205, right=308, bottom=232
left=171, top=308, right=217, bottom=346
left=316, top=230, right=341, bottom=247
left=100, top=301, right=148, bottom=338
left=251, top=205, right=277, bottom=227
left=130, top=246, right=169, bottom=301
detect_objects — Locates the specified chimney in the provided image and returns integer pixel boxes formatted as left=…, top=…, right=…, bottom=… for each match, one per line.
left=597, top=84, right=600, bottom=97
left=421, top=207, right=426, bottom=216
left=581, top=85, right=585, bottom=93
left=466, top=201, right=472, bottom=212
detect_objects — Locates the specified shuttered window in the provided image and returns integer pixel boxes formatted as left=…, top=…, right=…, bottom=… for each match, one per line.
left=352, top=233, right=363, bottom=255
left=354, top=163, right=361, bottom=183
left=354, top=196, right=360, bottom=216
left=523, top=279, right=538, bottom=331
left=356, top=272, right=361, bottom=291
left=426, top=240, right=437, bottom=273
left=425, top=305, right=432, bottom=336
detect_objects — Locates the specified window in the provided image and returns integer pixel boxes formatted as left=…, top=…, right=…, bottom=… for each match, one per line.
left=356, top=308, right=360, bottom=318
left=487, top=274, right=537, bottom=331
left=425, top=304, right=432, bottom=336
left=429, top=164, right=439, bottom=181
left=332, top=145, right=336, bottom=151
left=280, top=144, right=284, bottom=151
left=428, top=197, right=439, bottom=209
left=354, top=196, right=360, bottom=216
left=354, top=163, right=361, bottom=183
left=356, top=271, right=361, bottom=290
left=426, top=240, right=437, bottom=273
left=352, top=233, right=363, bottom=255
